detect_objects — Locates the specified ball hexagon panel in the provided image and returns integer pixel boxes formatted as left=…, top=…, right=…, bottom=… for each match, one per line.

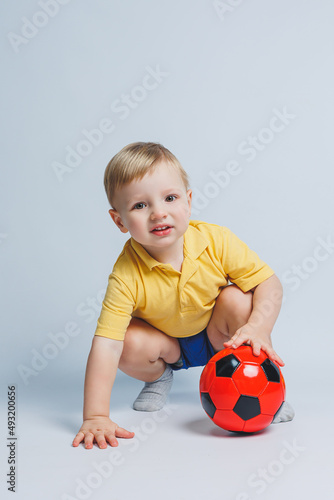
left=199, top=361, right=216, bottom=393
left=243, top=414, right=274, bottom=433
left=214, top=409, right=246, bottom=432
left=232, top=362, right=269, bottom=396
left=258, top=381, right=286, bottom=415
left=209, top=377, right=240, bottom=410
left=233, top=345, right=268, bottom=364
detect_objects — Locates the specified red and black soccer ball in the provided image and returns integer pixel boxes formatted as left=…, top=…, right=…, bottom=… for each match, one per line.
left=200, top=345, right=285, bottom=433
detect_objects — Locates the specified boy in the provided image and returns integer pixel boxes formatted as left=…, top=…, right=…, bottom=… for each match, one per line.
left=73, top=142, right=294, bottom=450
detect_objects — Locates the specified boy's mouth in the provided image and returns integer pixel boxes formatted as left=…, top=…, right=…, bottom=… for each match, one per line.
left=150, top=225, right=172, bottom=235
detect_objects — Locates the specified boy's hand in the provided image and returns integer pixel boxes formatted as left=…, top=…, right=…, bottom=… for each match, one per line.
left=223, top=323, right=284, bottom=367
left=72, top=416, right=135, bottom=449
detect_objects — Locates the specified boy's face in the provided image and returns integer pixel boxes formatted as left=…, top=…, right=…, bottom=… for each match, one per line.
left=109, top=160, right=192, bottom=261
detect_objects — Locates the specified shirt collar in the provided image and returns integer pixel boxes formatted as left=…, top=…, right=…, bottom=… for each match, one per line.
left=184, top=222, right=209, bottom=259
left=130, top=222, right=209, bottom=271
left=130, top=238, right=161, bottom=270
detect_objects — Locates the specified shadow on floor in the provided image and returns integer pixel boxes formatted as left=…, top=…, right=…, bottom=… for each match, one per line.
left=182, top=416, right=270, bottom=438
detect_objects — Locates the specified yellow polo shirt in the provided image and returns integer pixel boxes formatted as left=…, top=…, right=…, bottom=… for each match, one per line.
left=94, top=221, right=274, bottom=341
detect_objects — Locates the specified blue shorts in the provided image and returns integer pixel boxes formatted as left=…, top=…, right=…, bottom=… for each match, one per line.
left=169, top=328, right=216, bottom=370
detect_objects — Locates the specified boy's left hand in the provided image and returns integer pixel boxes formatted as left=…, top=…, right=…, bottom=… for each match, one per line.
left=223, top=323, right=284, bottom=367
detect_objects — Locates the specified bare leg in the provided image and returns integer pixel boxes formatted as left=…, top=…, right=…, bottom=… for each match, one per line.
left=118, top=318, right=181, bottom=381
left=118, top=318, right=181, bottom=411
left=206, top=285, right=253, bottom=351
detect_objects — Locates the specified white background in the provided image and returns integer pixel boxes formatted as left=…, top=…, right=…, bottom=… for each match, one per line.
left=1, top=1, right=333, bottom=499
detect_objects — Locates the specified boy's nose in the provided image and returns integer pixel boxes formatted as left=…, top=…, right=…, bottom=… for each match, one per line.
left=150, top=205, right=167, bottom=220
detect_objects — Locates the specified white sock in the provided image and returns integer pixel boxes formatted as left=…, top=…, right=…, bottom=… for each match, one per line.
left=133, top=365, right=174, bottom=412
left=272, top=401, right=295, bottom=423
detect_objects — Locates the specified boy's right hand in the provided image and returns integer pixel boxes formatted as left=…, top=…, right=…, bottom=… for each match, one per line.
left=72, top=416, right=135, bottom=449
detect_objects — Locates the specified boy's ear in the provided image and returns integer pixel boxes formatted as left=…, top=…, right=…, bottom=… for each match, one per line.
left=186, top=189, right=192, bottom=216
left=108, top=209, right=129, bottom=233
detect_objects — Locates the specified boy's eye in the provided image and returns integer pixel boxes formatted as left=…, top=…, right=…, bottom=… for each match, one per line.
left=133, top=202, right=146, bottom=210
left=165, top=195, right=177, bottom=202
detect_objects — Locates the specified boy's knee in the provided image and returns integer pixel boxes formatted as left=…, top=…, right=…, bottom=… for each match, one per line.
left=121, top=318, right=162, bottom=360
left=121, top=319, right=145, bottom=360
left=219, top=285, right=253, bottom=318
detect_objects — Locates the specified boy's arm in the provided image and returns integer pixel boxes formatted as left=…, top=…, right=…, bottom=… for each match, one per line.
left=224, top=274, right=284, bottom=366
left=72, top=336, right=135, bottom=449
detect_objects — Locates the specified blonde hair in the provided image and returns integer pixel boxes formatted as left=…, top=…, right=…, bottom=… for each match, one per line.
left=104, top=142, right=189, bottom=208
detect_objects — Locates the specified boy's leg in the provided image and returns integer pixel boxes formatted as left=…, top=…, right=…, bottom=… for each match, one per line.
left=206, top=284, right=253, bottom=351
left=118, top=318, right=181, bottom=411
left=206, top=285, right=294, bottom=423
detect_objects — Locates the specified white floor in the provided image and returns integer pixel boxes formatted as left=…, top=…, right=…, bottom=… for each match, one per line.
left=1, top=365, right=332, bottom=500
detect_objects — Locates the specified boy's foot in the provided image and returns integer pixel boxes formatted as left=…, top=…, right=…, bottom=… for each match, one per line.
left=272, top=401, right=295, bottom=423
left=133, top=365, right=173, bottom=411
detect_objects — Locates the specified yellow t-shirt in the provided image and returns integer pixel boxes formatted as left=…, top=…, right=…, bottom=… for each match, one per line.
left=94, top=221, right=274, bottom=341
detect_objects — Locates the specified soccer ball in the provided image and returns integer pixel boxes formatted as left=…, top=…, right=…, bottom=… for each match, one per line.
left=200, top=345, right=285, bottom=433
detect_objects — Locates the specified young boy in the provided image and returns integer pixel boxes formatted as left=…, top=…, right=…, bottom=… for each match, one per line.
left=73, top=142, right=294, bottom=450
